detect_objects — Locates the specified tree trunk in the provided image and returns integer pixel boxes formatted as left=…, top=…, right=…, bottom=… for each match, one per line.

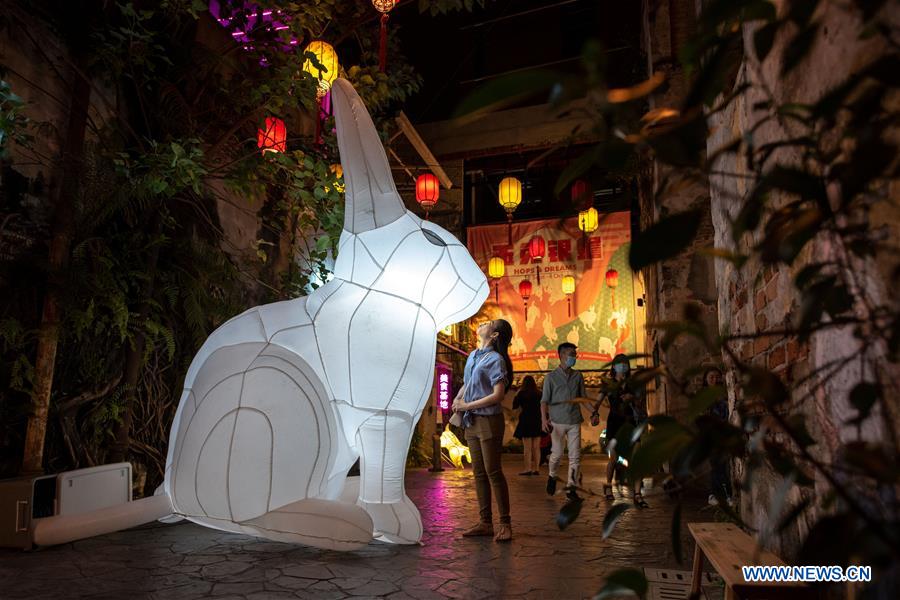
left=20, top=70, right=91, bottom=475
left=108, top=232, right=161, bottom=464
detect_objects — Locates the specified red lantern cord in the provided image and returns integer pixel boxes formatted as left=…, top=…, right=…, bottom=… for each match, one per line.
left=379, top=13, right=389, bottom=72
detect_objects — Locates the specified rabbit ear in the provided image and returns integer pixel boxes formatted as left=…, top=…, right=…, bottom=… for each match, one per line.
left=331, top=78, right=405, bottom=234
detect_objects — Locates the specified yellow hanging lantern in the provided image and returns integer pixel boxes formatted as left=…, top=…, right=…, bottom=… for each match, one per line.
left=498, top=176, right=522, bottom=244
left=303, top=40, right=339, bottom=96
left=578, top=207, right=599, bottom=233
left=498, top=177, right=522, bottom=213
left=488, top=256, right=505, bottom=303
left=562, top=274, right=576, bottom=317
left=329, top=163, right=345, bottom=193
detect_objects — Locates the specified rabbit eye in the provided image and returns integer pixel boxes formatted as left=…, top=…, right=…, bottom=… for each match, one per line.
left=422, top=229, right=447, bottom=247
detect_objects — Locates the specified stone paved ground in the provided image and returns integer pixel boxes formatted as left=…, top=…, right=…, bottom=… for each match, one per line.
left=0, top=455, right=716, bottom=600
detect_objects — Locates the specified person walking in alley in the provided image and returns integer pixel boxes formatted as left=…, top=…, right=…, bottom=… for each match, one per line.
left=541, top=342, right=586, bottom=501
left=703, top=367, right=734, bottom=506
left=592, top=354, right=649, bottom=508
left=452, top=319, right=514, bottom=542
left=513, top=375, right=543, bottom=475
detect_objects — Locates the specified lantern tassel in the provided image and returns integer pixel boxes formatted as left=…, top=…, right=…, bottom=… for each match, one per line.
left=536, top=264, right=540, bottom=286
left=379, top=13, right=389, bottom=72
left=567, top=297, right=572, bottom=318
left=495, top=282, right=499, bottom=304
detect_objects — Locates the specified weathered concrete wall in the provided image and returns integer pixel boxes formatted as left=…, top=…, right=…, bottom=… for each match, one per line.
left=706, top=0, right=899, bottom=558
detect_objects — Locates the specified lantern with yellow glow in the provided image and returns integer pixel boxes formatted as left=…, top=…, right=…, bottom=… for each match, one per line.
left=440, top=426, right=471, bottom=469
left=528, top=235, right=545, bottom=285
left=488, top=256, right=505, bottom=303
left=578, top=207, right=599, bottom=234
left=257, top=117, right=287, bottom=154
left=303, top=41, right=340, bottom=97
left=498, top=176, right=522, bottom=244
left=518, top=279, right=532, bottom=320
left=606, top=268, right=619, bottom=309
left=415, top=172, right=440, bottom=219
left=562, top=274, right=576, bottom=317
left=329, top=163, right=345, bottom=193
left=371, top=1, right=398, bottom=72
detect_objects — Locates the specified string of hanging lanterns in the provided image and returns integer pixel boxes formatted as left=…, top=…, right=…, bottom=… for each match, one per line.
left=371, top=1, right=398, bottom=72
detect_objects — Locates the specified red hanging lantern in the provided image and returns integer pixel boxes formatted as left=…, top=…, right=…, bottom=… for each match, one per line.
left=372, top=0, right=398, bottom=72
left=257, top=117, right=287, bottom=154
left=571, top=179, right=592, bottom=208
left=519, top=279, right=532, bottom=320
left=415, top=173, right=440, bottom=219
left=528, top=235, right=545, bottom=285
left=606, top=268, right=619, bottom=310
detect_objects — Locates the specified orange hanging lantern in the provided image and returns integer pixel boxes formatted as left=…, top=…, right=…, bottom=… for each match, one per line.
left=528, top=235, right=545, bottom=285
left=371, top=1, right=398, bottom=72
left=562, top=274, right=576, bottom=317
left=519, top=279, right=532, bottom=320
left=415, top=172, right=440, bottom=219
left=488, top=256, right=505, bottom=303
left=257, top=117, right=287, bottom=154
left=606, top=268, right=619, bottom=309
left=605, top=268, right=619, bottom=289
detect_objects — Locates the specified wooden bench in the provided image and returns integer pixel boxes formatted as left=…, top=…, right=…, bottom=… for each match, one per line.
left=689, top=522, right=810, bottom=599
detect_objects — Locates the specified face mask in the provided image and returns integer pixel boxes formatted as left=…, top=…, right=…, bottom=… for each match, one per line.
left=614, top=363, right=628, bottom=375
left=565, top=356, right=577, bottom=368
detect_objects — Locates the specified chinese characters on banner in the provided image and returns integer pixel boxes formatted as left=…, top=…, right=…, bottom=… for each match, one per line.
left=467, top=211, right=635, bottom=371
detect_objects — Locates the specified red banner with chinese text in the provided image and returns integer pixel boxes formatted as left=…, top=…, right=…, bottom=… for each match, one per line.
left=467, top=212, right=635, bottom=371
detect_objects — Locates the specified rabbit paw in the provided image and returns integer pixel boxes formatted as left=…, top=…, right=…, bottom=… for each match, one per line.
left=358, top=495, right=423, bottom=544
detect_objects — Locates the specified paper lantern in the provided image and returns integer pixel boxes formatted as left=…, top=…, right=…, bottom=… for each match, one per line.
left=498, top=176, right=522, bottom=244
left=415, top=173, right=440, bottom=217
left=303, top=40, right=339, bottom=96
left=606, top=268, right=619, bottom=309
left=440, top=426, right=471, bottom=469
left=562, top=274, right=575, bottom=317
left=329, top=163, right=345, bottom=193
left=606, top=268, right=619, bottom=288
left=32, top=79, right=490, bottom=552
left=488, top=256, right=505, bottom=303
left=571, top=179, right=592, bottom=207
left=578, top=207, right=599, bottom=234
left=257, top=117, right=287, bottom=154
left=498, top=176, right=522, bottom=212
left=519, top=279, right=532, bottom=320
left=528, top=235, right=545, bottom=285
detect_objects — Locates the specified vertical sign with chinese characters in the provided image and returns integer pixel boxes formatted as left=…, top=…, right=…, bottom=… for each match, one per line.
left=435, top=362, right=452, bottom=418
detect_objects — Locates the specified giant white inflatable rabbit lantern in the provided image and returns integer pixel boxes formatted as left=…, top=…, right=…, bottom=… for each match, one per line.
left=32, top=79, right=488, bottom=551
left=163, top=79, right=488, bottom=550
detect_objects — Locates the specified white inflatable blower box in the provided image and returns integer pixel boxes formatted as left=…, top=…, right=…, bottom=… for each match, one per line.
left=0, top=463, right=132, bottom=550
